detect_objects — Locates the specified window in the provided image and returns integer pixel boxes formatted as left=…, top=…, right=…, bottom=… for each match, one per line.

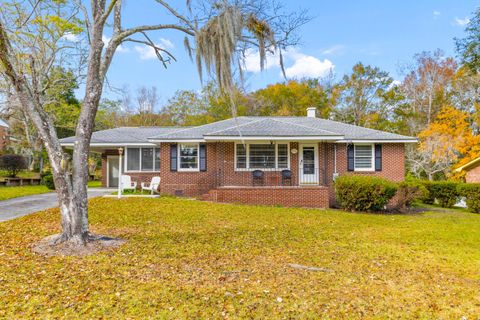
left=277, top=144, right=288, bottom=168
left=354, top=144, right=374, bottom=171
left=249, top=144, right=275, bottom=168
left=179, top=143, right=199, bottom=171
left=141, top=148, right=154, bottom=171
left=235, top=143, right=289, bottom=170
left=125, top=147, right=160, bottom=172
left=236, top=144, right=247, bottom=169
left=127, top=148, right=140, bottom=171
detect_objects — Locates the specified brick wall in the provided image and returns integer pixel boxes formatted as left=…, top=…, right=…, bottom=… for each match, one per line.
left=466, top=164, right=480, bottom=183
left=208, top=186, right=330, bottom=208
left=99, top=141, right=406, bottom=208
left=323, top=143, right=406, bottom=205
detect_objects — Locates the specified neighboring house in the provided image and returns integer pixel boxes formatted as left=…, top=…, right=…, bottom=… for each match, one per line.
left=60, top=108, right=417, bottom=208
left=455, top=157, right=480, bottom=183
left=0, top=118, right=9, bottom=152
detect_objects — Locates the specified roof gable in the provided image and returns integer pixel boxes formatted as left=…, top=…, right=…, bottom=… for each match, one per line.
left=205, top=118, right=340, bottom=137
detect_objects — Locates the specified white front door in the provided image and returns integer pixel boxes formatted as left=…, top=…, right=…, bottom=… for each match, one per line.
left=107, top=156, right=120, bottom=187
left=299, top=144, right=319, bottom=185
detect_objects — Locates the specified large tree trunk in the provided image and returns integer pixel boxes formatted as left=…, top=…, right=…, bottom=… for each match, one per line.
left=70, top=9, right=107, bottom=241
left=0, top=19, right=88, bottom=245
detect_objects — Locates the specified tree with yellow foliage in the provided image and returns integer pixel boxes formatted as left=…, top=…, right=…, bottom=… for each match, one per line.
left=409, top=106, right=480, bottom=180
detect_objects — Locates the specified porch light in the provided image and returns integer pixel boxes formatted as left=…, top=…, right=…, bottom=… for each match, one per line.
left=291, top=148, right=298, bottom=154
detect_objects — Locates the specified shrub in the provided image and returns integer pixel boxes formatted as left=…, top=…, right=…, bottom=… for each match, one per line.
left=420, top=181, right=436, bottom=204
left=335, top=175, right=397, bottom=212
left=427, top=181, right=459, bottom=208
left=457, top=183, right=480, bottom=213
left=42, top=172, right=55, bottom=190
left=395, top=180, right=428, bottom=211
left=0, top=154, right=27, bottom=177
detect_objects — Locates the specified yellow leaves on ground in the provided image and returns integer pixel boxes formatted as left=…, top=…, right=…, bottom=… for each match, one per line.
left=0, top=197, right=479, bottom=318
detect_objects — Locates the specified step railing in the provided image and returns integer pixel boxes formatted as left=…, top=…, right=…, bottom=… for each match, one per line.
left=214, top=167, right=324, bottom=187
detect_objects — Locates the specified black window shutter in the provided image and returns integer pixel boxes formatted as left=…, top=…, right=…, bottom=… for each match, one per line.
left=199, top=144, right=207, bottom=171
left=375, top=144, right=382, bottom=171
left=347, top=144, right=354, bottom=171
left=170, top=144, right=178, bottom=171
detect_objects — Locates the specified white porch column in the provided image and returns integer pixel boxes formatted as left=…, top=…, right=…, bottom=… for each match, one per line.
left=118, top=147, right=123, bottom=199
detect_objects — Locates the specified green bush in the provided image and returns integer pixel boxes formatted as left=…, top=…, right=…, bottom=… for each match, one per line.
left=457, top=183, right=480, bottom=213
left=395, top=179, right=428, bottom=211
left=42, top=172, right=55, bottom=190
left=420, top=181, right=436, bottom=204
left=335, top=175, right=398, bottom=212
left=425, top=181, right=459, bottom=208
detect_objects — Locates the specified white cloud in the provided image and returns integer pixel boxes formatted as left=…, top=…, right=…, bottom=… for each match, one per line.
left=284, top=52, right=334, bottom=79
left=62, top=32, right=80, bottom=42
left=133, top=38, right=174, bottom=60
left=102, top=35, right=129, bottom=52
left=454, top=16, right=470, bottom=26
left=134, top=45, right=157, bottom=60
left=433, top=11, right=441, bottom=18
left=321, top=45, right=346, bottom=55
left=242, top=47, right=334, bottom=79
left=242, top=48, right=279, bottom=73
left=388, top=79, right=401, bottom=89
left=159, top=38, right=174, bottom=49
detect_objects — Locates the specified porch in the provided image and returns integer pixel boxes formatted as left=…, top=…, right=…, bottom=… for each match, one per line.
left=203, top=185, right=330, bottom=208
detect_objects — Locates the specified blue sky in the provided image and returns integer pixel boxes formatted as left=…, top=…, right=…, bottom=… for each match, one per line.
left=93, top=0, right=479, bottom=104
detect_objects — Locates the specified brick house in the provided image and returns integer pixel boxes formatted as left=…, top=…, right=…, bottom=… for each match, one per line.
left=455, top=157, right=480, bottom=183
left=60, top=108, right=417, bottom=208
left=0, top=118, right=9, bottom=152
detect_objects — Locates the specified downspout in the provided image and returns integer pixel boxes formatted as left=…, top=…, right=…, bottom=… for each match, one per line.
left=334, top=143, right=337, bottom=175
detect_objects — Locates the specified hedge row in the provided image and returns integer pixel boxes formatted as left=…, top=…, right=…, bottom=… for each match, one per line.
left=419, top=181, right=480, bottom=212
left=335, top=176, right=480, bottom=213
left=457, top=183, right=480, bottom=213
left=421, top=181, right=459, bottom=208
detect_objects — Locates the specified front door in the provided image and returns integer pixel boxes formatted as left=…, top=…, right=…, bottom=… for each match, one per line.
left=299, top=144, right=318, bottom=185
left=107, top=156, right=120, bottom=187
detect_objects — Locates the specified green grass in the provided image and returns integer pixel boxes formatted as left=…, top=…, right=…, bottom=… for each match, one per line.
left=0, top=185, right=51, bottom=200
left=0, top=180, right=101, bottom=201
left=0, top=170, right=40, bottom=182
left=1, top=198, right=479, bottom=318
left=87, top=180, right=102, bottom=188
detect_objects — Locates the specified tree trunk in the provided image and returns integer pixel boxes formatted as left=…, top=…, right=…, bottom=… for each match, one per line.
left=0, top=20, right=88, bottom=245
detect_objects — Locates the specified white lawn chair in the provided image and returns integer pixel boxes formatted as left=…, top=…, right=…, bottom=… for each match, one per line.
left=141, top=176, right=161, bottom=195
left=120, top=175, right=137, bottom=193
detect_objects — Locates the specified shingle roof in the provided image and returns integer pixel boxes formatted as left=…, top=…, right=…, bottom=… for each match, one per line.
left=60, top=116, right=417, bottom=145
left=205, top=118, right=340, bottom=137
left=0, top=119, right=9, bottom=128
left=60, top=127, right=183, bottom=144
left=149, top=116, right=416, bottom=141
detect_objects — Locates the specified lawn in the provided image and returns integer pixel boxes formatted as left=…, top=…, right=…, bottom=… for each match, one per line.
left=0, top=185, right=51, bottom=201
left=0, top=170, right=40, bottom=182
left=87, top=180, right=102, bottom=188
left=0, top=198, right=479, bottom=318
